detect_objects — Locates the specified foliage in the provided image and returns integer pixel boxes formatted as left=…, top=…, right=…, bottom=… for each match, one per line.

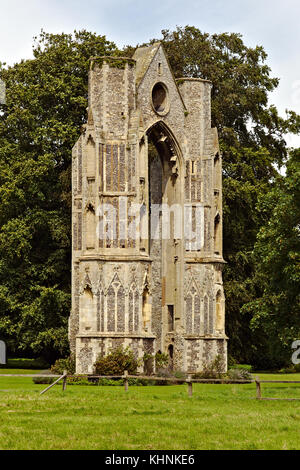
left=229, top=364, right=253, bottom=373
left=279, top=364, right=300, bottom=374
left=142, top=351, right=169, bottom=375
left=173, top=370, right=187, bottom=380
left=154, top=368, right=174, bottom=385
left=227, top=368, right=253, bottom=381
left=242, top=149, right=300, bottom=368
left=193, top=355, right=226, bottom=379
left=94, top=347, right=139, bottom=376
left=66, top=375, right=90, bottom=385
left=67, top=376, right=156, bottom=386
left=155, top=351, right=169, bottom=369
left=50, top=355, right=75, bottom=375
left=0, top=30, right=117, bottom=361
left=32, top=375, right=54, bottom=385
left=0, top=357, right=49, bottom=369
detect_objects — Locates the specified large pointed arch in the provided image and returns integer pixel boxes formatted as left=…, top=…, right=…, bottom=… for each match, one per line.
left=146, top=120, right=184, bottom=173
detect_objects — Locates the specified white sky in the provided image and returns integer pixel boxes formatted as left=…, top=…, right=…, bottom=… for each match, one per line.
left=0, top=0, right=299, bottom=147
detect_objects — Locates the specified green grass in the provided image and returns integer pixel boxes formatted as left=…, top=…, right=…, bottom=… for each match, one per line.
left=1, top=372, right=300, bottom=450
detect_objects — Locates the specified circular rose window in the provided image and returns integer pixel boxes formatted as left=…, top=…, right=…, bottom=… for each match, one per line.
left=152, top=82, right=169, bottom=114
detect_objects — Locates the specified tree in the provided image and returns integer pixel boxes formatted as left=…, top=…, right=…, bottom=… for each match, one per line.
left=0, top=30, right=117, bottom=361
left=242, top=149, right=300, bottom=368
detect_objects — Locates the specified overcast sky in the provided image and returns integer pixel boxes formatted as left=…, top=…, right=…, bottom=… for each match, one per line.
left=0, top=0, right=299, bottom=146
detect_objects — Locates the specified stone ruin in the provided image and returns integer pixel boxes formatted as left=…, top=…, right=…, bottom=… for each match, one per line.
left=69, top=43, right=227, bottom=374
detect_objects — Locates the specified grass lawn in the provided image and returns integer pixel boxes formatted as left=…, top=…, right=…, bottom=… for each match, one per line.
left=0, top=372, right=300, bottom=450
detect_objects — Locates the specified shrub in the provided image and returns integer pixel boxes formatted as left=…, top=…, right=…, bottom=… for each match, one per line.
left=227, top=355, right=237, bottom=368
left=143, top=353, right=154, bottom=376
left=4, top=358, right=50, bottom=370
left=279, top=364, right=300, bottom=374
left=142, top=351, right=169, bottom=376
left=32, top=372, right=55, bottom=385
left=94, top=347, right=139, bottom=375
left=155, top=368, right=173, bottom=385
left=155, top=352, right=169, bottom=369
left=230, top=364, right=253, bottom=373
left=66, top=377, right=156, bottom=386
left=50, top=356, right=76, bottom=375
left=227, top=368, right=253, bottom=381
left=98, top=378, right=124, bottom=386
left=173, top=370, right=187, bottom=380
left=67, top=375, right=89, bottom=385
left=193, top=355, right=226, bottom=379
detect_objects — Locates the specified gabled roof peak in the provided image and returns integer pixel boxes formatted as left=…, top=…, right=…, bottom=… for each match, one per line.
left=133, top=42, right=161, bottom=87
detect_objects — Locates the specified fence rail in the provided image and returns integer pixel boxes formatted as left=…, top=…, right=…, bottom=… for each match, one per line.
left=84, top=373, right=254, bottom=395
left=0, top=374, right=62, bottom=378
left=255, top=377, right=300, bottom=400
left=88, top=374, right=253, bottom=384
left=1, top=373, right=300, bottom=400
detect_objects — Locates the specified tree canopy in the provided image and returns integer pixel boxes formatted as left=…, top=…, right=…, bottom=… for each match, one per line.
left=242, top=149, right=300, bottom=367
left=0, top=30, right=117, bottom=360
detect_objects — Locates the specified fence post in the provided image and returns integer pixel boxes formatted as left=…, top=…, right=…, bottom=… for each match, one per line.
left=255, top=377, right=262, bottom=400
left=62, top=370, right=67, bottom=391
left=187, top=375, right=193, bottom=397
left=124, top=370, right=129, bottom=392
left=40, top=373, right=66, bottom=396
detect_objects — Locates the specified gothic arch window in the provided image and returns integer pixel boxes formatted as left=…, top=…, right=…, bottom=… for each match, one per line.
left=168, top=344, right=174, bottom=370
left=107, top=284, right=116, bottom=332
left=86, top=135, right=96, bottom=178
left=194, top=294, right=201, bottom=334
left=106, top=274, right=125, bottom=333
left=214, top=152, right=221, bottom=191
left=185, top=283, right=201, bottom=335
left=214, top=213, right=221, bottom=255
left=142, top=287, right=151, bottom=332
left=209, top=294, right=214, bottom=335
left=80, top=285, right=94, bottom=331
left=117, top=284, right=125, bottom=333
left=204, top=294, right=209, bottom=335
left=97, top=286, right=105, bottom=332
left=185, top=292, right=193, bottom=334
left=129, top=284, right=139, bottom=333
left=86, top=204, right=96, bottom=250
left=216, top=290, right=224, bottom=332
left=167, top=305, right=174, bottom=332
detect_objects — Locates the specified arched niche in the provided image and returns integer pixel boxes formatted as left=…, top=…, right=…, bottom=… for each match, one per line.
left=214, top=212, right=221, bottom=255
left=86, top=203, right=96, bottom=250
left=142, top=286, right=151, bottom=332
left=79, top=285, right=95, bottom=332
left=86, top=135, right=96, bottom=178
left=216, top=290, right=225, bottom=333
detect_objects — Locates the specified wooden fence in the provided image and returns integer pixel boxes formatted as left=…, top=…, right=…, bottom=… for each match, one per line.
left=0, top=371, right=253, bottom=396
left=1, top=373, right=300, bottom=400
